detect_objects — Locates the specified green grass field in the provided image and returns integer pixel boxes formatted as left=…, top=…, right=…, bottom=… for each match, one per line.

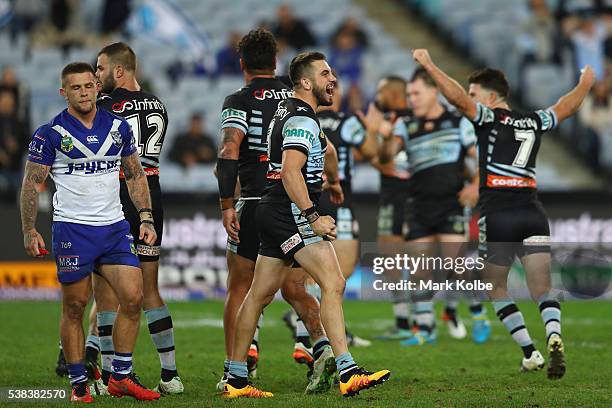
left=0, top=300, right=610, bottom=407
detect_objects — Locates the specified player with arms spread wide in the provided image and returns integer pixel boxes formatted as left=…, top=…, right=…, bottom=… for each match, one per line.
left=20, top=62, right=160, bottom=402
left=412, top=48, right=595, bottom=379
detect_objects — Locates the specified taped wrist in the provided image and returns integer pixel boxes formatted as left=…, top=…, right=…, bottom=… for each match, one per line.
left=301, top=206, right=320, bottom=224
left=139, top=208, right=153, bottom=224
left=217, top=158, right=238, bottom=199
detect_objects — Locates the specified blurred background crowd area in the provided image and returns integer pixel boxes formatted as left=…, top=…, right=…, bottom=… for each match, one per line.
left=0, top=0, right=611, bottom=202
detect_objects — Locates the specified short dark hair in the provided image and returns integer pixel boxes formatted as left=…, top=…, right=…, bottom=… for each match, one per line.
left=238, top=29, right=277, bottom=72
left=289, top=51, right=327, bottom=88
left=61, top=62, right=95, bottom=87
left=410, top=67, right=436, bottom=88
left=468, top=68, right=509, bottom=99
left=98, top=42, right=137, bottom=72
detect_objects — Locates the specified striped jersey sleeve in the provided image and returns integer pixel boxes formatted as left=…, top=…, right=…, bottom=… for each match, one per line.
left=221, top=94, right=248, bottom=134
left=281, top=115, right=320, bottom=155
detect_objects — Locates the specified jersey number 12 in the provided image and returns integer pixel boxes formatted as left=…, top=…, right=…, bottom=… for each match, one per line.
left=126, top=113, right=165, bottom=157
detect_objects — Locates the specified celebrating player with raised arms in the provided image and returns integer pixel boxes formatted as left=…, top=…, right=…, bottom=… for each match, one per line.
left=412, top=48, right=595, bottom=379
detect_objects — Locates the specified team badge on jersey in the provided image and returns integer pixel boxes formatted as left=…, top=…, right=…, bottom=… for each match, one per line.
left=60, top=134, right=74, bottom=152
left=111, top=130, right=123, bottom=147
left=408, top=122, right=419, bottom=134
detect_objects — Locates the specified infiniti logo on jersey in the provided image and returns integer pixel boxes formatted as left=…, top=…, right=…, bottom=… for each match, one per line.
left=111, top=98, right=165, bottom=113
left=253, top=88, right=293, bottom=101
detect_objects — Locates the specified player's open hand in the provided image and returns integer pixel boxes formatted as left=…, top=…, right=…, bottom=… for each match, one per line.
left=356, top=103, right=384, bottom=134
left=23, top=228, right=46, bottom=257
left=139, top=223, right=157, bottom=246
left=323, top=180, right=344, bottom=205
left=379, top=112, right=397, bottom=140
left=412, top=49, right=433, bottom=67
left=579, top=65, right=596, bottom=88
left=222, top=208, right=240, bottom=243
left=311, top=215, right=337, bottom=240
left=458, top=183, right=479, bottom=208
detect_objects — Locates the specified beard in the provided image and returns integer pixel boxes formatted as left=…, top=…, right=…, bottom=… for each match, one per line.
left=100, top=75, right=116, bottom=94
left=313, top=84, right=333, bottom=107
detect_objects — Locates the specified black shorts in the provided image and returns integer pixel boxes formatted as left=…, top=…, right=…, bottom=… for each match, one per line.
left=319, top=190, right=359, bottom=240
left=257, top=200, right=323, bottom=260
left=119, top=175, right=163, bottom=262
left=478, top=203, right=550, bottom=266
left=378, top=178, right=409, bottom=237
left=227, top=198, right=260, bottom=262
left=406, top=206, right=467, bottom=241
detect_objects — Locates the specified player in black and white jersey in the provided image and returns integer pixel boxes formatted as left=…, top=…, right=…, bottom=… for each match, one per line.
left=372, top=76, right=415, bottom=341
left=223, top=52, right=390, bottom=399
left=93, top=42, right=183, bottom=394
left=313, top=77, right=381, bottom=348
left=413, top=48, right=595, bottom=379
left=379, top=68, right=490, bottom=346
left=216, top=30, right=328, bottom=392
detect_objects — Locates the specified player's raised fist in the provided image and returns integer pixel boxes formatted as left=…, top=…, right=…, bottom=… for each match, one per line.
left=412, top=49, right=432, bottom=67
left=579, top=65, right=596, bottom=88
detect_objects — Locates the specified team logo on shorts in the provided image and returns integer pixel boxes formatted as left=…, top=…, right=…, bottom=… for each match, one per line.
left=130, top=243, right=137, bottom=255
left=58, top=255, right=79, bottom=272
left=111, top=130, right=123, bottom=147
left=60, top=135, right=74, bottom=152
left=281, top=233, right=303, bottom=254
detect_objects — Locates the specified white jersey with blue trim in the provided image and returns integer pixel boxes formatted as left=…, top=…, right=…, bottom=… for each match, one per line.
left=27, top=108, right=137, bottom=226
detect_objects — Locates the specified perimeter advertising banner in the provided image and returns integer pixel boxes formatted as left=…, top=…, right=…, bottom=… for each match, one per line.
left=1, top=193, right=611, bottom=300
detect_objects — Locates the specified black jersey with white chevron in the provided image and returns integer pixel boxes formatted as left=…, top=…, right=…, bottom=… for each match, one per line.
left=221, top=77, right=293, bottom=198
left=470, top=102, right=558, bottom=214
left=262, top=97, right=327, bottom=203
left=97, top=87, right=167, bottom=172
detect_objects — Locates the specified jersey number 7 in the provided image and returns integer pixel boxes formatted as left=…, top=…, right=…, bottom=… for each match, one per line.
left=512, top=130, right=535, bottom=168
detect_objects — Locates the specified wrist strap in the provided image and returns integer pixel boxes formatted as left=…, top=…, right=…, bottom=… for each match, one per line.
left=302, top=206, right=320, bottom=224
left=139, top=209, right=154, bottom=223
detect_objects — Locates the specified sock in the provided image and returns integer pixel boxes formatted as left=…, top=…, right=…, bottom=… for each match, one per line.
left=494, top=300, right=535, bottom=358
left=336, top=352, right=358, bottom=383
left=469, top=301, right=484, bottom=316
left=145, top=305, right=178, bottom=381
left=223, top=359, right=229, bottom=378
left=85, top=334, right=100, bottom=363
left=227, top=361, right=248, bottom=388
left=111, top=352, right=133, bottom=381
left=295, top=318, right=311, bottom=348
left=538, top=295, right=561, bottom=341
left=97, top=311, right=116, bottom=385
left=252, top=313, right=263, bottom=350
left=312, top=337, right=330, bottom=360
left=444, top=304, right=458, bottom=324
left=392, top=302, right=410, bottom=330
left=415, top=301, right=435, bottom=334
left=67, top=363, right=88, bottom=392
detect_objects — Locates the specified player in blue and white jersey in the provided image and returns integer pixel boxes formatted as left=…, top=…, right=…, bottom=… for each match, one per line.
left=20, top=62, right=159, bottom=402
